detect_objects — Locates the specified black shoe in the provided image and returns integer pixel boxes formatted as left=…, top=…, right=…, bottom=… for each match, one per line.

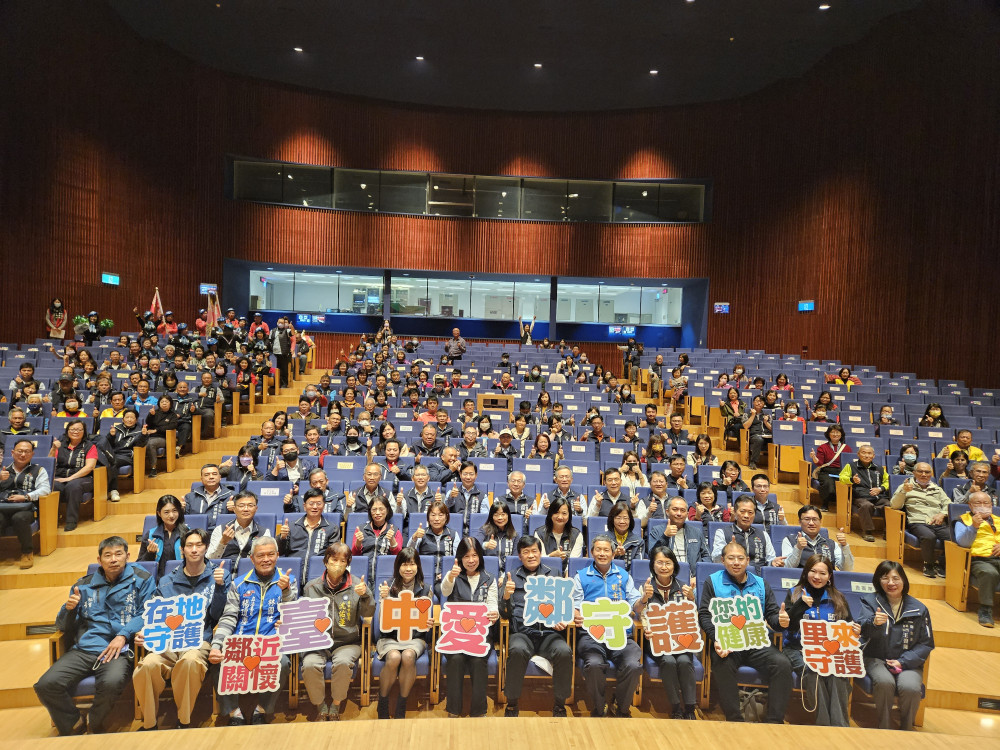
left=936, top=564, right=946, bottom=578
left=922, top=565, right=936, bottom=578
left=552, top=703, right=567, bottom=717
left=671, top=707, right=684, bottom=719
left=64, top=522, right=77, bottom=532
left=862, top=533, right=875, bottom=543
left=228, top=715, right=245, bottom=726
left=147, top=469, right=157, bottom=478
left=395, top=695, right=408, bottom=719
left=683, top=704, right=698, bottom=720
left=590, top=706, right=606, bottom=718
left=979, top=607, right=995, bottom=628
left=377, top=696, right=390, bottom=720
left=504, top=703, right=519, bottom=718
left=177, top=722, right=191, bottom=729
left=250, top=712, right=270, bottom=725
left=747, top=462, right=758, bottom=471
left=137, top=725, right=157, bottom=731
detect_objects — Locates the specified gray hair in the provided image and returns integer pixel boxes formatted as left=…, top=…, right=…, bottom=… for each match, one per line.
left=590, top=533, right=613, bottom=552
left=250, top=536, right=278, bottom=557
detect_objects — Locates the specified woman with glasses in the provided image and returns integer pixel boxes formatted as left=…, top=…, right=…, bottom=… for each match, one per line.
left=857, top=560, right=934, bottom=730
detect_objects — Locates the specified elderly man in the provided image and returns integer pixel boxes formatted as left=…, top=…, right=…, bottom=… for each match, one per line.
left=429, top=445, right=463, bottom=485
left=412, top=423, right=444, bottom=459
left=0, top=438, right=51, bottom=568
left=209, top=537, right=297, bottom=725
left=572, top=534, right=643, bottom=717
left=500, top=471, right=533, bottom=515
left=133, top=528, right=230, bottom=729
left=443, top=327, right=467, bottom=362
left=953, top=461, right=998, bottom=504
left=650, top=496, right=709, bottom=564
left=550, top=466, right=584, bottom=515
left=839, top=444, right=889, bottom=542
left=890, top=462, right=951, bottom=578
left=955, top=491, right=1000, bottom=627
left=501, top=536, right=572, bottom=717
left=34, top=536, right=155, bottom=734
left=712, top=496, right=780, bottom=572
left=184, top=463, right=235, bottom=529
left=780, top=505, right=853, bottom=570
left=698, top=540, right=791, bottom=723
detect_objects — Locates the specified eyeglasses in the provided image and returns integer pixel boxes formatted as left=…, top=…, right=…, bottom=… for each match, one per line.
left=234, top=503, right=257, bottom=510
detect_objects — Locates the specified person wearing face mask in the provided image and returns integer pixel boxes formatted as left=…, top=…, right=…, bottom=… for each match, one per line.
left=891, top=462, right=952, bottom=577
left=917, top=403, right=949, bottom=429
left=271, top=439, right=316, bottom=484
left=220, top=446, right=264, bottom=491
left=874, top=405, right=900, bottom=437
left=779, top=401, right=806, bottom=433
left=300, top=542, right=373, bottom=720
left=955, top=491, right=1000, bottom=627
left=46, top=298, right=68, bottom=339
left=892, top=444, right=920, bottom=476
left=522, top=365, right=544, bottom=384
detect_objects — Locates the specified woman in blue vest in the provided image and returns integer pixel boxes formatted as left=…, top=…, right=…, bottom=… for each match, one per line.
left=475, top=501, right=522, bottom=577
left=642, top=547, right=698, bottom=719
left=857, top=560, right=934, bottom=730
left=136, top=494, right=188, bottom=578
left=777, top=554, right=854, bottom=726
left=440, top=537, right=499, bottom=717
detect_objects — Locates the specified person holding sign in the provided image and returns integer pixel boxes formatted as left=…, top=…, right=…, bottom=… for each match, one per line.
left=500, top=536, right=573, bottom=717
left=572, top=534, right=644, bottom=717
left=209, top=537, right=296, bottom=725
left=778, top=555, right=856, bottom=726
left=375, top=548, right=432, bottom=719
left=697, top=540, right=792, bottom=723
left=857, top=561, right=934, bottom=730
left=34, top=536, right=155, bottom=735
left=133, top=528, right=230, bottom=729
left=300, top=542, right=374, bottom=721
left=439, top=537, right=499, bottom=717
left=642, top=547, right=699, bottom=719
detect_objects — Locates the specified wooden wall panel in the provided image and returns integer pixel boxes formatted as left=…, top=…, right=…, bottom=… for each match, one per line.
left=1, top=0, right=998, bottom=385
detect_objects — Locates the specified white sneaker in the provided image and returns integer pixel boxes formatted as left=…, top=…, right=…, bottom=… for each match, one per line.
left=109, top=490, right=121, bottom=502
left=175, top=447, right=182, bottom=458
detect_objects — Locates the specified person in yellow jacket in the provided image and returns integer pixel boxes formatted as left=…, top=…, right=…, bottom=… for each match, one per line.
left=955, top=491, right=1000, bottom=628
left=936, top=428, right=990, bottom=463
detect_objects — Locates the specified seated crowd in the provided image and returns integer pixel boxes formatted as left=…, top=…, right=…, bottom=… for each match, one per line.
left=5, top=322, right=995, bottom=733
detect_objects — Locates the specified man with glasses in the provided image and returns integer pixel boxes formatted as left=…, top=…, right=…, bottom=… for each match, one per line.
left=0, top=439, right=51, bottom=568
left=133, top=528, right=230, bottom=729
left=780, top=505, right=853, bottom=570
left=206, top=491, right=272, bottom=560
left=891, top=462, right=951, bottom=578
left=712, top=496, right=780, bottom=572
left=747, top=473, right=786, bottom=528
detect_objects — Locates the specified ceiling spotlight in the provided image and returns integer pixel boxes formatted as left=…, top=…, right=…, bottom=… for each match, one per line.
left=533, top=63, right=543, bottom=68
left=649, top=69, right=658, bottom=75
left=415, top=56, right=424, bottom=61
left=293, top=47, right=303, bottom=52
left=819, top=4, right=830, bottom=9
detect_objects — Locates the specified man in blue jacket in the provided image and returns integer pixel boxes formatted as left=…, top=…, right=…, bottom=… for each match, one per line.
left=209, top=536, right=296, bottom=725
left=133, top=528, right=231, bottom=729
left=34, top=536, right=156, bottom=735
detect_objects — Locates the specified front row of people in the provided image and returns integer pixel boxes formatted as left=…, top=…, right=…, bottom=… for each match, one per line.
left=33, top=530, right=934, bottom=734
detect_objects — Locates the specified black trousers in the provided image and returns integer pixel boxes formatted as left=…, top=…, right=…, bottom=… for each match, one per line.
left=444, top=653, right=488, bottom=716
left=710, top=645, right=791, bottom=723
left=907, top=522, right=950, bottom=566
left=0, top=505, right=35, bottom=552
left=575, top=632, right=642, bottom=713
left=56, top=476, right=94, bottom=526
left=34, top=647, right=132, bottom=735
left=504, top=630, right=572, bottom=704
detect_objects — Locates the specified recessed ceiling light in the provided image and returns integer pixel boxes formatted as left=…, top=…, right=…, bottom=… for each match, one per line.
left=819, top=4, right=830, bottom=9
left=649, top=69, right=658, bottom=75
left=415, top=56, right=424, bottom=61
left=293, top=47, right=303, bottom=52
left=533, top=63, right=542, bottom=68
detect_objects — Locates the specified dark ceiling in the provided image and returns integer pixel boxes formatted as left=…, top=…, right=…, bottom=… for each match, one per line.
left=107, top=0, right=923, bottom=112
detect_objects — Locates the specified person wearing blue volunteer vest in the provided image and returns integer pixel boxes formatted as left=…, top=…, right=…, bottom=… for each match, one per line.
left=778, top=554, right=856, bottom=726
left=698, top=539, right=792, bottom=723
left=857, top=560, right=934, bottom=730
left=136, top=495, right=188, bottom=578
left=572, top=534, right=643, bottom=717
left=34, top=535, right=156, bottom=735
left=209, top=536, right=297, bottom=725
left=133, top=527, right=231, bottom=729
